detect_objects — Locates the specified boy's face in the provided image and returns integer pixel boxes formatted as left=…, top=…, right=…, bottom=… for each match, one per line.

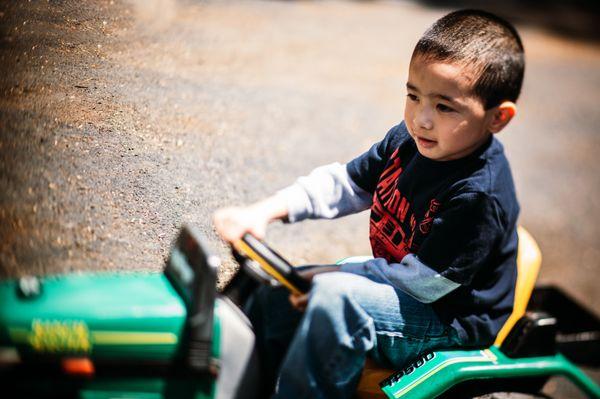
left=404, top=56, right=498, bottom=161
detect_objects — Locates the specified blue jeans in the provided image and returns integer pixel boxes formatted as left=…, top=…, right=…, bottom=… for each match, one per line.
left=245, top=268, right=461, bottom=399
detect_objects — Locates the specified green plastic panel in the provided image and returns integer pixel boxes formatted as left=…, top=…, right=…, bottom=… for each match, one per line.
left=80, top=377, right=214, bottom=399
left=0, top=273, right=186, bottom=361
left=7, top=376, right=215, bottom=399
left=380, top=346, right=600, bottom=399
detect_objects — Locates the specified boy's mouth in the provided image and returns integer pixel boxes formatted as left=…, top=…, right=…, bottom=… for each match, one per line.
left=416, top=136, right=437, bottom=149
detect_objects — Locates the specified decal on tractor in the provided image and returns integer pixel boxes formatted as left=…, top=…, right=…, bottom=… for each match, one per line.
left=379, top=352, right=435, bottom=388
left=30, top=319, right=91, bottom=353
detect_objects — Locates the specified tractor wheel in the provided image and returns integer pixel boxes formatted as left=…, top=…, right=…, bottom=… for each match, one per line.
left=474, top=393, right=551, bottom=399
left=438, top=377, right=550, bottom=399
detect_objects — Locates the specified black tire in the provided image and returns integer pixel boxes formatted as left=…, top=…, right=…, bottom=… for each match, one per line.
left=474, top=393, right=551, bottom=399
left=438, top=377, right=550, bottom=399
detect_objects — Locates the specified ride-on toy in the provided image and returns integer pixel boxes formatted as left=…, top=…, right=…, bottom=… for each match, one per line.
left=0, top=226, right=599, bottom=398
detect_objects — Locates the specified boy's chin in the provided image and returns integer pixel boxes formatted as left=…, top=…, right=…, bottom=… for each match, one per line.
left=416, top=147, right=462, bottom=162
left=415, top=144, right=443, bottom=161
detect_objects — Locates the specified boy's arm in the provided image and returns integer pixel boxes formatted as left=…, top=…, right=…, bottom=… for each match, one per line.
left=340, top=192, right=507, bottom=303
left=214, top=123, right=405, bottom=242
left=276, top=123, right=410, bottom=222
left=339, top=255, right=460, bottom=303
left=213, top=163, right=372, bottom=243
left=276, top=162, right=372, bottom=223
left=213, top=195, right=289, bottom=243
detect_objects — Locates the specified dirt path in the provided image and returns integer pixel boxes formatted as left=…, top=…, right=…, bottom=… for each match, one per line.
left=1, top=1, right=599, bottom=396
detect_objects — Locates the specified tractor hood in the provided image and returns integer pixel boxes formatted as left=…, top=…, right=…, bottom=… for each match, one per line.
left=0, top=272, right=186, bottom=362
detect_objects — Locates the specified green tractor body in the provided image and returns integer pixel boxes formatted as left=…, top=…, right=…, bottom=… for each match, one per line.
left=1, top=273, right=186, bottom=362
left=1, top=226, right=599, bottom=399
left=0, top=227, right=258, bottom=399
left=0, top=272, right=221, bottom=398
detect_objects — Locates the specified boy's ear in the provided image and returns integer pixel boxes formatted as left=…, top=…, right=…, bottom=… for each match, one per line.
left=488, top=101, right=517, bottom=134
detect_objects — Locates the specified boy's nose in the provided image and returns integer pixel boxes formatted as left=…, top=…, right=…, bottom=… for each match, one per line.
left=415, top=110, right=433, bottom=130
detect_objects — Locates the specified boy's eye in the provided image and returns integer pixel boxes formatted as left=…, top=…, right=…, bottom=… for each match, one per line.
left=407, top=93, right=418, bottom=102
left=436, top=103, right=455, bottom=113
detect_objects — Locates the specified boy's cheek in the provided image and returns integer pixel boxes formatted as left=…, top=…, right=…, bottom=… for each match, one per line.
left=403, top=104, right=413, bottom=128
left=403, top=117, right=415, bottom=138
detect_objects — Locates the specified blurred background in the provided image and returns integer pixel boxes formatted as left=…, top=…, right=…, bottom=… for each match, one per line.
left=1, top=1, right=599, bottom=396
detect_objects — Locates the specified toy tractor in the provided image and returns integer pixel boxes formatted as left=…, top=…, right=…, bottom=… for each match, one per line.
left=0, top=226, right=599, bottom=398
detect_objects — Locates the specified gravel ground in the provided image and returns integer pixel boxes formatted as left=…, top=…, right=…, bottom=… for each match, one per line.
left=0, top=1, right=599, bottom=397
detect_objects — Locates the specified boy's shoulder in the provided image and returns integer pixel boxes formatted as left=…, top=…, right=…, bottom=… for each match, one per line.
left=463, top=137, right=515, bottom=192
left=444, top=136, right=520, bottom=223
left=379, top=121, right=413, bottom=154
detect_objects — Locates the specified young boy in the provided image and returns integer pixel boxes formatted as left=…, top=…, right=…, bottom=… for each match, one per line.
left=214, top=9, right=524, bottom=399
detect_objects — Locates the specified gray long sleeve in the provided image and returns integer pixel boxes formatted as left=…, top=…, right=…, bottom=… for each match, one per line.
left=276, top=162, right=372, bottom=223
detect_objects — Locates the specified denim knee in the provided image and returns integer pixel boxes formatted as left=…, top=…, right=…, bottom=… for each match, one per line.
left=309, top=272, right=357, bottom=319
left=311, top=271, right=365, bottom=298
left=308, top=273, right=375, bottom=348
left=289, top=273, right=373, bottom=391
left=310, top=272, right=350, bottom=301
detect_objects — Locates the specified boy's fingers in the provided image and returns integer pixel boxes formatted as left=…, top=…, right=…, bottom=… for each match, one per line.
left=213, top=209, right=246, bottom=242
left=249, top=224, right=266, bottom=240
left=289, top=293, right=309, bottom=311
left=213, top=207, right=268, bottom=243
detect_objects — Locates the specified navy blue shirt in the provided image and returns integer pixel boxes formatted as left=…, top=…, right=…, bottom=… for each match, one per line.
left=346, top=122, right=519, bottom=346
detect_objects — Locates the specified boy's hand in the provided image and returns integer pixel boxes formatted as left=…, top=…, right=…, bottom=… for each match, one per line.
left=213, top=206, right=268, bottom=243
left=213, top=195, right=289, bottom=243
left=289, top=293, right=309, bottom=312
left=289, top=265, right=341, bottom=312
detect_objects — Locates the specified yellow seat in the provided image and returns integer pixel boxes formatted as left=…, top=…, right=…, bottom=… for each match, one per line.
left=494, top=226, right=542, bottom=346
left=355, top=226, right=543, bottom=398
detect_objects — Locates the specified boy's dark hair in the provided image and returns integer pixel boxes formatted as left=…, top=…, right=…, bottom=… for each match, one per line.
left=413, top=9, right=524, bottom=109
